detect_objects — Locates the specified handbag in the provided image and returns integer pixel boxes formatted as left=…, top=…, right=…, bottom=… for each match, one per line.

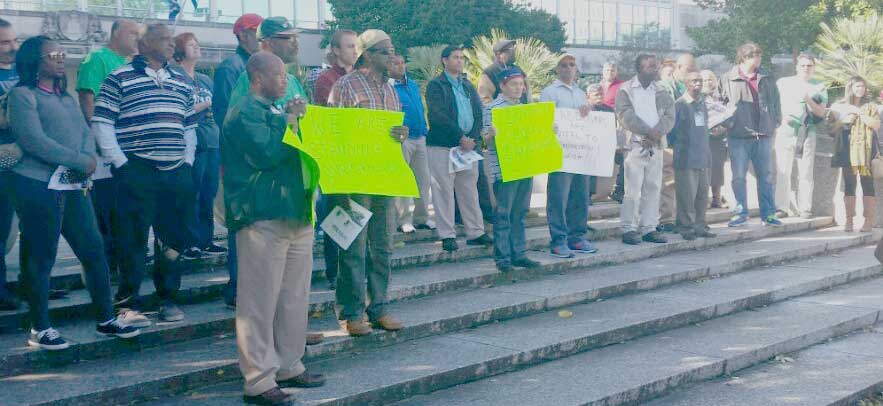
left=0, top=141, right=21, bottom=170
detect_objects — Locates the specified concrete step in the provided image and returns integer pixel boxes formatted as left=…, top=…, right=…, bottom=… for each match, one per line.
left=641, top=277, right=883, bottom=406
left=0, top=224, right=866, bottom=378
left=3, top=231, right=877, bottom=406
left=0, top=209, right=784, bottom=330
left=388, top=277, right=883, bottom=406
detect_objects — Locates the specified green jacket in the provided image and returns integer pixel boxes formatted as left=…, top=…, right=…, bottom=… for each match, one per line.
left=221, top=93, right=318, bottom=231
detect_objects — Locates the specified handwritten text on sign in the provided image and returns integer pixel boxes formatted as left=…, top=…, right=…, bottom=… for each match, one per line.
left=555, top=109, right=616, bottom=177
left=491, top=102, right=563, bottom=182
left=283, top=105, right=419, bottom=197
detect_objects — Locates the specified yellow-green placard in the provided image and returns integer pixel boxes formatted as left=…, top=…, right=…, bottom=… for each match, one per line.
left=282, top=105, right=418, bottom=197
left=491, top=102, right=562, bottom=182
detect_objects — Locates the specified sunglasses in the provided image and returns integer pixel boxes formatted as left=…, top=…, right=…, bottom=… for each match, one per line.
left=369, top=47, right=396, bottom=56
left=42, top=51, right=65, bottom=61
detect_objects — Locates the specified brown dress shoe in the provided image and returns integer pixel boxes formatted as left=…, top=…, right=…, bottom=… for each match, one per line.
left=279, top=370, right=326, bottom=388
left=372, top=314, right=404, bottom=331
left=345, top=319, right=373, bottom=336
left=306, top=332, right=323, bottom=345
left=243, top=387, right=293, bottom=406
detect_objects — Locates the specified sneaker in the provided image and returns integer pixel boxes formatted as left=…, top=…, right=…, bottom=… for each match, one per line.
left=550, top=245, right=575, bottom=258
left=466, top=234, right=494, bottom=246
left=201, top=244, right=227, bottom=256
left=97, top=316, right=141, bottom=338
left=609, top=190, right=624, bottom=203
left=0, top=295, right=20, bottom=311
left=775, top=210, right=790, bottom=219
left=159, top=304, right=185, bottom=322
left=681, top=231, right=697, bottom=241
left=180, top=247, right=203, bottom=261
left=568, top=239, right=599, bottom=254
left=656, top=223, right=677, bottom=233
left=642, top=231, right=667, bottom=243
left=28, top=327, right=69, bottom=351
left=398, top=224, right=416, bottom=234
left=117, top=308, right=151, bottom=328
left=622, top=231, right=642, bottom=245
left=512, top=257, right=541, bottom=268
left=442, top=238, right=458, bottom=252
left=763, top=215, right=783, bottom=226
left=728, top=215, right=749, bottom=227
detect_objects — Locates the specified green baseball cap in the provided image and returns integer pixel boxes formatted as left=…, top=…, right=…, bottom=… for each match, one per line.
left=257, top=16, right=299, bottom=40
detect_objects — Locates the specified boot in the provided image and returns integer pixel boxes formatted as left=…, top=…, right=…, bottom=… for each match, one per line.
left=862, top=196, right=877, bottom=232
left=844, top=196, right=856, bottom=232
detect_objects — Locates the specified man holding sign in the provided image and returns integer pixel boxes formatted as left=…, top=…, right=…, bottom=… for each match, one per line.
left=540, top=55, right=598, bottom=258
left=483, top=68, right=546, bottom=272
left=327, top=29, right=407, bottom=337
left=221, top=52, right=325, bottom=406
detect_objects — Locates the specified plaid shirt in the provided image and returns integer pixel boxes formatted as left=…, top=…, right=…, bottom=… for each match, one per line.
left=328, top=69, right=401, bottom=112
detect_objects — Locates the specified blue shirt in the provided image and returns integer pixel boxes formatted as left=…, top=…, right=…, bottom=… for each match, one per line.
left=0, top=64, right=19, bottom=145
left=391, top=75, right=428, bottom=139
left=445, top=71, right=475, bottom=134
left=539, top=79, right=587, bottom=109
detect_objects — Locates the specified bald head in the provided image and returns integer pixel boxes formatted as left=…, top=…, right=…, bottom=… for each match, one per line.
left=675, top=53, right=696, bottom=81
left=248, top=51, right=288, bottom=100
left=110, top=19, right=140, bottom=57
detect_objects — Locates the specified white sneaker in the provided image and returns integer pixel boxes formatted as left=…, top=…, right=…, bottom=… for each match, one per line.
left=399, top=223, right=416, bottom=233
left=117, top=308, right=152, bottom=328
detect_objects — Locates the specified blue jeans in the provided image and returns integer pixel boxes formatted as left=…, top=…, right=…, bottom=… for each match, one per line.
left=728, top=136, right=776, bottom=218
left=188, top=149, right=221, bottom=247
left=546, top=172, right=589, bottom=247
left=10, top=173, right=113, bottom=329
left=493, top=178, right=532, bottom=265
left=0, top=171, right=14, bottom=299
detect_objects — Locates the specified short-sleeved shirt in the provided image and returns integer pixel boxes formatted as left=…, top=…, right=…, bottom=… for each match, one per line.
left=776, top=75, right=828, bottom=133
left=76, top=47, right=127, bottom=96
left=171, top=65, right=220, bottom=150
left=540, top=79, right=587, bottom=110
left=93, top=55, right=198, bottom=169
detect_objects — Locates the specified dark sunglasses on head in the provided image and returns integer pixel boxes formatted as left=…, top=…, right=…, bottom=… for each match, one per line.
left=42, top=51, right=65, bottom=60
left=369, top=47, right=396, bottom=56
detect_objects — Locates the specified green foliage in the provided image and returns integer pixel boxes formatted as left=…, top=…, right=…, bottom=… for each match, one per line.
left=814, top=12, right=883, bottom=92
left=326, top=0, right=566, bottom=52
left=405, top=45, right=447, bottom=85
left=463, top=29, right=562, bottom=101
left=616, top=22, right=673, bottom=78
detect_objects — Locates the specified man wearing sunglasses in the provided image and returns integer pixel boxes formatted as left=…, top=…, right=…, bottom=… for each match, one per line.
left=327, top=29, right=408, bottom=337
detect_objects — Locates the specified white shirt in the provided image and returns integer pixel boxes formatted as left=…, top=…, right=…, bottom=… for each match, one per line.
left=629, top=77, right=660, bottom=129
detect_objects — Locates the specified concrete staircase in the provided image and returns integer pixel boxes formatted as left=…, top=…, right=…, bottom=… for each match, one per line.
left=1, top=200, right=881, bottom=406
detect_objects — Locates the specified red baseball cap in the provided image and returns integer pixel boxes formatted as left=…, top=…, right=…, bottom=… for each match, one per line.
left=233, top=13, right=263, bottom=36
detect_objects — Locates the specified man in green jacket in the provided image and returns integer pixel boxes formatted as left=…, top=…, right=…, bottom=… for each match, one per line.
left=222, top=52, right=324, bottom=406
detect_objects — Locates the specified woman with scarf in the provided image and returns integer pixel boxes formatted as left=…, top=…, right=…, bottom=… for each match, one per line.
left=829, top=76, right=880, bottom=232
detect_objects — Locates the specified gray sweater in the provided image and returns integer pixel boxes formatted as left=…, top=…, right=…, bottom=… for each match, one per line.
left=9, top=86, right=95, bottom=182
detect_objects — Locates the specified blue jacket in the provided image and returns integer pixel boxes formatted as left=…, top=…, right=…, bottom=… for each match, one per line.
left=391, top=75, right=428, bottom=138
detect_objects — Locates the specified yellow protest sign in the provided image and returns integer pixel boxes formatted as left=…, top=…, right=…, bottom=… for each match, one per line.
left=491, top=102, right=562, bottom=182
left=282, top=105, right=419, bottom=197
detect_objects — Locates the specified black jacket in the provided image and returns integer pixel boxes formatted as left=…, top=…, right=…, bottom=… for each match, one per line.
left=718, top=66, right=781, bottom=139
left=425, top=73, right=483, bottom=148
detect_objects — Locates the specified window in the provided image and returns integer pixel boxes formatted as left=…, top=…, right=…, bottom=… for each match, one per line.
left=589, top=0, right=603, bottom=21
left=619, top=4, right=632, bottom=24
left=589, top=21, right=603, bottom=45
left=270, top=0, right=294, bottom=22
left=296, top=0, right=320, bottom=28
left=244, top=0, right=269, bottom=17
left=559, top=0, right=575, bottom=41
left=603, top=21, right=616, bottom=46
left=215, top=0, right=243, bottom=23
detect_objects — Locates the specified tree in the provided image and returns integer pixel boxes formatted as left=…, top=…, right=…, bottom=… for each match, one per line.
left=326, top=0, right=566, bottom=53
left=814, top=12, right=883, bottom=91
left=616, top=22, right=672, bottom=77
left=688, top=0, right=883, bottom=63
left=463, top=29, right=562, bottom=101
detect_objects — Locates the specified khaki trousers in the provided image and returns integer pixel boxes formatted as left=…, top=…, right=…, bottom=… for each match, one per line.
left=660, top=148, right=677, bottom=224
left=427, top=146, right=485, bottom=240
left=236, top=220, right=313, bottom=396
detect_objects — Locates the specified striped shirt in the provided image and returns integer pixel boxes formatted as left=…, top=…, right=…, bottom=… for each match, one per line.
left=482, top=95, right=520, bottom=181
left=328, top=69, right=401, bottom=112
left=93, top=55, right=197, bottom=169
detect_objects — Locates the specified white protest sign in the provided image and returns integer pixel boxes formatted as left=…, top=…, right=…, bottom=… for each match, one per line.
left=555, top=109, right=617, bottom=177
left=320, top=199, right=373, bottom=250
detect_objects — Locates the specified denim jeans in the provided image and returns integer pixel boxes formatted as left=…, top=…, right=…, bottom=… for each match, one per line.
left=728, top=136, right=776, bottom=218
left=546, top=172, right=589, bottom=247
left=316, top=189, right=339, bottom=283
left=113, top=158, right=195, bottom=306
left=188, top=149, right=221, bottom=247
left=493, top=178, right=532, bottom=265
left=91, top=177, right=120, bottom=274
left=0, top=171, right=14, bottom=299
left=10, top=173, right=113, bottom=330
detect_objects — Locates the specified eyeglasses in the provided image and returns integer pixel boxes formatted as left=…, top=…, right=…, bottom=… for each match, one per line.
left=369, top=47, right=396, bottom=56
left=42, top=51, right=65, bottom=60
left=559, top=62, right=576, bottom=67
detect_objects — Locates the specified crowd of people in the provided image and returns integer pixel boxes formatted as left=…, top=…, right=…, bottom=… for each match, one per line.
left=0, top=12, right=879, bottom=406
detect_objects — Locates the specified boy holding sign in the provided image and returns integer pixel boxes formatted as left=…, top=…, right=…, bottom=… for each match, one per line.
left=672, top=71, right=716, bottom=240
left=482, top=68, right=542, bottom=272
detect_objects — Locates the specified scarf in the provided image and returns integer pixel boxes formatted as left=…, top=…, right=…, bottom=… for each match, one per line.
left=849, top=102, right=879, bottom=176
